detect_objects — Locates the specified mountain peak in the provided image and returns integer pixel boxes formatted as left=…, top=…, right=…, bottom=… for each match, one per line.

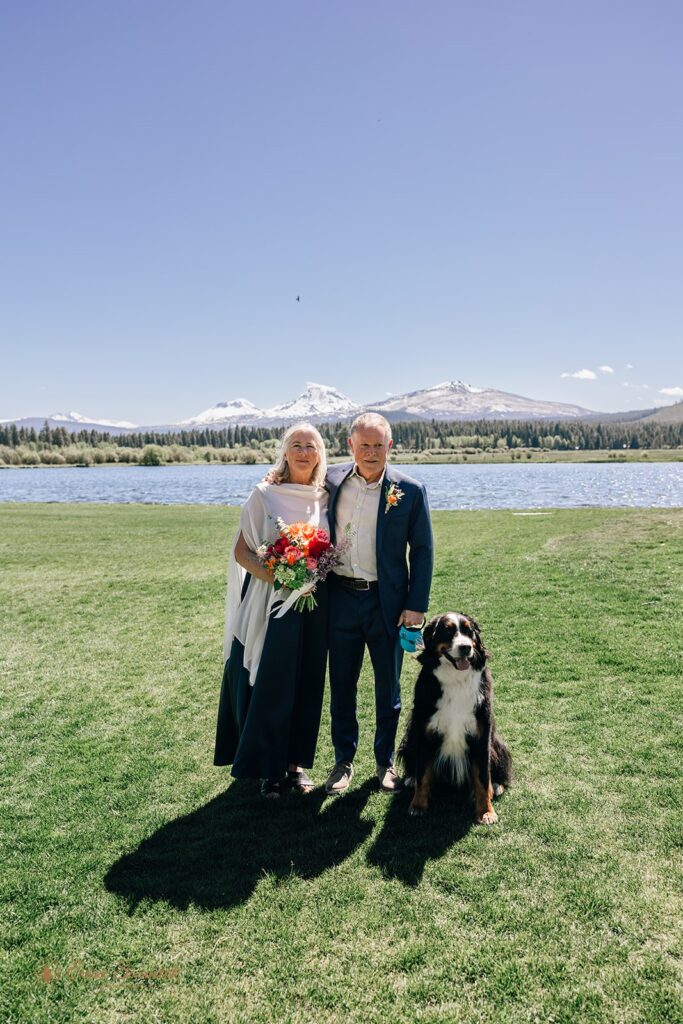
left=426, top=380, right=484, bottom=395
left=179, top=397, right=264, bottom=426
left=51, top=410, right=90, bottom=422
left=49, top=411, right=139, bottom=428
left=264, top=383, right=361, bottom=422
left=368, top=380, right=594, bottom=421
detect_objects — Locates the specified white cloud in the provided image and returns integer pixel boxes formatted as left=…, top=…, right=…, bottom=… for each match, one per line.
left=598, top=365, right=614, bottom=374
left=625, top=363, right=634, bottom=369
left=560, top=369, right=597, bottom=380
left=660, top=386, right=683, bottom=397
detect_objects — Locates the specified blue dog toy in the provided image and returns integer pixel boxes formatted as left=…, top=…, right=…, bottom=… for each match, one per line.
left=399, top=624, right=425, bottom=654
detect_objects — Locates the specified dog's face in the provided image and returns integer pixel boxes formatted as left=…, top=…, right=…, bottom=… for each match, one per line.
left=419, top=612, right=488, bottom=672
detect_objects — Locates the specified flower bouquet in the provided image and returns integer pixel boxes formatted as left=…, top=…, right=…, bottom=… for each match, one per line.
left=258, top=519, right=345, bottom=616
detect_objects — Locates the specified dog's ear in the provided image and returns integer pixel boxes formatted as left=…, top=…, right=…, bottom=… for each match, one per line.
left=470, top=619, right=492, bottom=667
left=417, top=615, right=440, bottom=665
left=471, top=617, right=489, bottom=654
left=422, top=615, right=439, bottom=648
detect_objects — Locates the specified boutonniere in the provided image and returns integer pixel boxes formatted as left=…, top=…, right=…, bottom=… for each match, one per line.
left=384, top=482, right=405, bottom=513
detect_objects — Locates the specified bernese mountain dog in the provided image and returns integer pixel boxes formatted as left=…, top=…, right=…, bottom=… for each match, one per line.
left=399, top=612, right=512, bottom=824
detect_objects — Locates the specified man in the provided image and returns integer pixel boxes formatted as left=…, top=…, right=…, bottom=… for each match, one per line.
left=325, top=412, right=434, bottom=795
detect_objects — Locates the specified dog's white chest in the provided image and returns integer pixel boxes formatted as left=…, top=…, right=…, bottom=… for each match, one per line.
left=428, top=663, right=481, bottom=773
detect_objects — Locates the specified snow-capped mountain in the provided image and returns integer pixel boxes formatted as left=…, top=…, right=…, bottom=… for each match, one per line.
left=0, top=411, right=139, bottom=433
left=263, top=382, right=361, bottom=424
left=51, top=410, right=139, bottom=429
left=179, top=398, right=265, bottom=427
left=1, top=380, right=604, bottom=434
left=175, top=383, right=360, bottom=429
left=368, top=380, right=594, bottom=421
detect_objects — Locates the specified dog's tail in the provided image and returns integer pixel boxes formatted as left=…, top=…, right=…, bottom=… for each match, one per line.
left=491, top=735, right=513, bottom=788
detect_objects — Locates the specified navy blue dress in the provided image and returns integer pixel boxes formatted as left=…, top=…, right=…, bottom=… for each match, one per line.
left=214, top=577, right=328, bottom=779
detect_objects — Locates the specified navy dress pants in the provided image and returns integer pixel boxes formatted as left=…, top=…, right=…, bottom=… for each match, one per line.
left=328, top=577, right=404, bottom=768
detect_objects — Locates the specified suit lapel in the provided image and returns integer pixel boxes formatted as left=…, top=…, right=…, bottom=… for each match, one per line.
left=375, top=464, right=395, bottom=557
left=328, top=464, right=354, bottom=543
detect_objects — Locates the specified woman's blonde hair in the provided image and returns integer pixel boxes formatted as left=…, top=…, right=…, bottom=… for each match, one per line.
left=270, top=422, right=327, bottom=487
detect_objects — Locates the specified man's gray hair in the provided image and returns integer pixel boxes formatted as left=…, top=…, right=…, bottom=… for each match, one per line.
left=349, top=412, right=392, bottom=441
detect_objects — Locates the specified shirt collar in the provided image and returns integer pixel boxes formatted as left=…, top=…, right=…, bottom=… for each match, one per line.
left=351, top=464, right=385, bottom=490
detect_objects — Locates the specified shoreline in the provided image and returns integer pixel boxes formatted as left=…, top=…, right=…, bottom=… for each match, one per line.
left=1, top=448, right=683, bottom=469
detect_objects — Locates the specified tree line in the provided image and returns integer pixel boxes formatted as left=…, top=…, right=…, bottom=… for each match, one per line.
left=1, top=416, right=683, bottom=454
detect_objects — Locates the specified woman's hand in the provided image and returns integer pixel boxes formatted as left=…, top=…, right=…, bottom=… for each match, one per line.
left=234, top=532, right=275, bottom=584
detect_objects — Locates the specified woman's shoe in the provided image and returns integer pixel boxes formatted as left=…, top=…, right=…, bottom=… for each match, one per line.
left=287, top=769, right=315, bottom=794
left=261, top=778, right=287, bottom=799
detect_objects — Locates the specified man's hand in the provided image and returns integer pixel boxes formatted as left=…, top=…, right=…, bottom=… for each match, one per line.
left=397, top=610, right=425, bottom=629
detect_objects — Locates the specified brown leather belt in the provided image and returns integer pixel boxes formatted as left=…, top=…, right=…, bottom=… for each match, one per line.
left=331, top=574, right=379, bottom=592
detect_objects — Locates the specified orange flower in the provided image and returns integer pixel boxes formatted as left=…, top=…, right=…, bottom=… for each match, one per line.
left=285, top=546, right=302, bottom=565
left=384, top=482, right=405, bottom=514
left=287, top=522, right=316, bottom=542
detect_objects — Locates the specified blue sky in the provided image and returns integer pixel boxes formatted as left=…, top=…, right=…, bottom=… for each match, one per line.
left=1, top=0, right=682, bottom=424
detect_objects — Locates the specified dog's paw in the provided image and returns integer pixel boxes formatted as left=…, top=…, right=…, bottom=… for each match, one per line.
left=408, top=802, right=427, bottom=817
left=476, top=809, right=498, bottom=826
left=492, top=783, right=505, bottom=798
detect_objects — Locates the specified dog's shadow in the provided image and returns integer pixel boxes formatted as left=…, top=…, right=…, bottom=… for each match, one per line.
left=104, top=779, right=376, bottom=912
left=366, top=784, right=474, bottom=886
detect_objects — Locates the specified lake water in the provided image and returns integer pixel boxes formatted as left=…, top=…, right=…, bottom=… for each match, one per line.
left=1, top=462, right=682, bottom=510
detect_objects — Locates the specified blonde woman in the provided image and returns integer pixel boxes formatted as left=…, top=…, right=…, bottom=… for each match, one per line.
left=214, top=423, right=329, bottom=797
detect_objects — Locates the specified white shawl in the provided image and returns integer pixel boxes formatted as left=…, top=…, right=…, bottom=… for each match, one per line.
left=223, top=481, right=329, bottom=682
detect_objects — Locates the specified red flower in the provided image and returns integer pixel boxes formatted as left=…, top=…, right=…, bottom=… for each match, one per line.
left=308, top=530, right=331, bottom=558
left=273, top=536, right=289, bottom=555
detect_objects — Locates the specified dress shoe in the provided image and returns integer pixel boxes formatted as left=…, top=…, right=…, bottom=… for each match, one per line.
left=324, top=760, right=354, bottom=795
left=376, top=764, right=403, bottom=793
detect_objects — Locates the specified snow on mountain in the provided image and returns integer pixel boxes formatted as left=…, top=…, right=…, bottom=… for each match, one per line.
left=1, top=379, right=604, bottom=434
left=0, top=411, right=139, bottom=433
left=51, top=411, right=139, bottom=429
left=262, top=382, right=361, bottom=424
left=51, top=411, right=94, bottom=424
left=368, top=380, right=595, bottom=421
left=179, top=398, right=264, bottom=427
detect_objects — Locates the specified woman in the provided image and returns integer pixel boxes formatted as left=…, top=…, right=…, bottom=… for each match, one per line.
left=214, top=422, right=329, bottom=797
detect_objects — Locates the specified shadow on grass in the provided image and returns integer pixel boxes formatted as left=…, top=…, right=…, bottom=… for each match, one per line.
left=367, top=784, right=473, bottom=886
left=104, top=778, right=376, bottom=911
left=105, top=778, right=475, bottom=910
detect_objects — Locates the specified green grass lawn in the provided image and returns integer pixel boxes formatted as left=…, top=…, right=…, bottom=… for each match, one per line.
left=1, top=503, right=682, bottom=1024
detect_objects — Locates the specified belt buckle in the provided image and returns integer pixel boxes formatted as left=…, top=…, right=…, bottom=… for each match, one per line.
left=357, top=579, right=370, bottom=591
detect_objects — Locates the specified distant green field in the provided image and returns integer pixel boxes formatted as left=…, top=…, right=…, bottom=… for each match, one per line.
left=392, top=447, right=683, bottom=464
left=2, top=445, right=683, bottom=468
left=1, top=503, right=682, bottom=1024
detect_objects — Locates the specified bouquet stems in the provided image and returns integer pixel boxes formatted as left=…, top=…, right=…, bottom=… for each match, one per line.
left=294, top=593, right=318, bottom=613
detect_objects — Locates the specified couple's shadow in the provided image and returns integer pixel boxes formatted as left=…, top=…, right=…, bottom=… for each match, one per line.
left=104, top=778, right=472, bottom=911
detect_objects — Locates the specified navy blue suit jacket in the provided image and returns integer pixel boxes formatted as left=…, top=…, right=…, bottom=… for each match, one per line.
left=326, top=463, right=434, bottom=635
